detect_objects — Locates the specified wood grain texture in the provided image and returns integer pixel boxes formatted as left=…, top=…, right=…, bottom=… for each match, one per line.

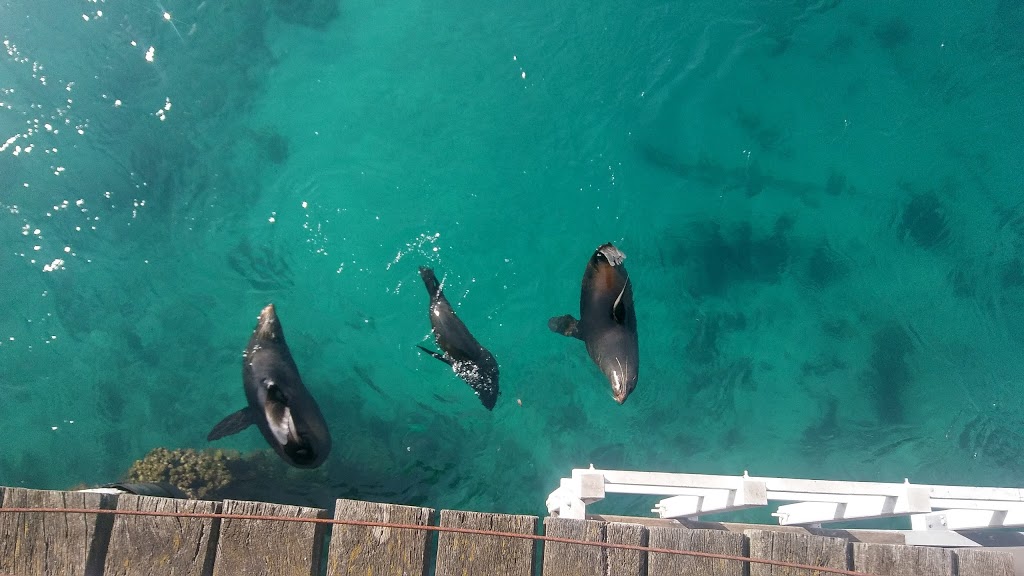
left=606, top=522, right=648, bottom=576
left=435, top=510, right=537, bottom=576
left=746, top=529, right=849, bottom=576
left=542, top=517, right=605, bottom=576
left=852, top=542, right=953, bottom=576
left=103, top=495, right=220, bottom=576
left=647, top=527, right=746, bottom=576
left=0, top=488, right=116, bottom=576
left=326, top=499, right=433, bottom=576
left=211, top=499, right=327, bottom=576
left=953, top=548, right=1014, bottom=576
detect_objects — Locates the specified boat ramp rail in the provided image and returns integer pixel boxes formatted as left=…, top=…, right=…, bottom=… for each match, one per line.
left=547, top=467, right=1024, bottom=545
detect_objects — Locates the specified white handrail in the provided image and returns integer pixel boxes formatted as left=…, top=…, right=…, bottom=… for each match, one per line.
left=546, top=467, right=1024, bottom=533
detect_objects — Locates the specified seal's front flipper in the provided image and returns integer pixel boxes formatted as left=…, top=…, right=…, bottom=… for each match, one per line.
left=417, top=345, right=452, bottom=366
left=549, top=314, right=583, bottom=339
left=207, top=407, right=255, bottom=441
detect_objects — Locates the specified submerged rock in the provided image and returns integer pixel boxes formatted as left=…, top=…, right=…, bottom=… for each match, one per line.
left=125, top=447, right=238, bottom=499
left=121, top=446, right=330, bottom=507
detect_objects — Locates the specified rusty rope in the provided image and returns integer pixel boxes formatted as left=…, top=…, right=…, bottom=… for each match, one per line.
left=0, top=506, right=880, bottom=576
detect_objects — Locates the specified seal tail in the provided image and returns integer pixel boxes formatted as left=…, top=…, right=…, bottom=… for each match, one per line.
left=596, top=243, right=626, bottom=266
left=419, top=266, right=441, bottom=297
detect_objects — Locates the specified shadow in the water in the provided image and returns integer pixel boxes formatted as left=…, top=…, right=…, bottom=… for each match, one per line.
left=736, top=108, right=785, bottom=153
left=873, top=17, right=912, bottom=53
left=685, top=311, right=748, bottom=366
left=861, top=322, right=916, bottom=425
left=243, top=127, right=291, bottom=166
left=897, top=183, right=954, bottom=250
left=668, top=217, right=794, bottom=299
left=273, top=0, right=340, bottom=30
left=803, top=239, right=850, bottom=290
left=956, top=411, right=1024, bottom=480
left=227, top=237, right=295, bottom=292
left=640, top=144, right=840, bottom=204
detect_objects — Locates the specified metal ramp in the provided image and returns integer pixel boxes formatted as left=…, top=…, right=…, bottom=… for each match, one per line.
left=546, top=467, right=1024, bottom=546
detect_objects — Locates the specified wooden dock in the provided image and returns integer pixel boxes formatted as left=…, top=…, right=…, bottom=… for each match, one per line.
left=0, top=485, right=1018, bottom=576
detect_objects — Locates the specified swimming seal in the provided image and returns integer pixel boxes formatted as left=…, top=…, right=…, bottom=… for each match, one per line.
left=549, top=242, right=639, bottom=403
left=207, top=304, right=332, bottom=468
left=417, top=266, right=499, bottom=410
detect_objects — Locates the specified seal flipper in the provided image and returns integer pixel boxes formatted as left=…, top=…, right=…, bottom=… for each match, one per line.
left=207, top=407, right=255, bottom=441
left=549, top=314, right=584, bottom=340
left=417, top=345, right=453, bottom=366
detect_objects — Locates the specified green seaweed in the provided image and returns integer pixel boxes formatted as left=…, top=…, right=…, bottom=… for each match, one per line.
left=125, top=447, right=237, bottom=499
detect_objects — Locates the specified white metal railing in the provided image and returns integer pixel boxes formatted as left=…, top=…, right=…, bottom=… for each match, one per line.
left=545, top=466, right=1024, bottom=538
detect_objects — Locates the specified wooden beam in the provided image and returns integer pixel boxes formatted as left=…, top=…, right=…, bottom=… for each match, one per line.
left=746, top=529, right=849, bottom=576
left=541, top=518, right=649, bottom=576
left=326, top=499, right=433, bottom=576
left=435, top=510, right=537, bottom=576
left=953, top=548, right=1014, bottom=576
left=606, top=521, right=648, bottom=576
left=542, top=517, right=605, bottom=576
left=647, top=527, right=746, bottom=576
left=0, top=487, right=116, bottom=576
left=852, top=542, right=953, bottom=576
left=103, top=495, right=220, bottom=576
left=212, top=499, right=327, bottom=576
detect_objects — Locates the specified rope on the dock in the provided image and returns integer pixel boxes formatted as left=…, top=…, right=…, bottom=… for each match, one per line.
left=0, top=506, right=881, bottom=576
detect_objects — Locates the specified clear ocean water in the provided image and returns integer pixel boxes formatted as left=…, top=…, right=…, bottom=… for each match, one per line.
left=2, top=0, right=1024, bottom=520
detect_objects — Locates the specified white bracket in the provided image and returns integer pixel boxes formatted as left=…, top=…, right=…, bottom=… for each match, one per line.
left=546, top=467, right=608, bottom=519
left=773, top=485, right=931, bottom=526
left=653, top=479, right=768, bottom=519
left=911, top=506, right=1024, bottom=531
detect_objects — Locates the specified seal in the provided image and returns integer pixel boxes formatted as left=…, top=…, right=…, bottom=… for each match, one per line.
left=417, top=266, right=500, bottom=410
left=207, top=304, right=332, bottom=468
left=549, top=242, right=639, bottom=403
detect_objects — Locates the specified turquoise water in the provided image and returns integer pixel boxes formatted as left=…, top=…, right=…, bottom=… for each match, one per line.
left=2, top=0, right=1024, bottom=519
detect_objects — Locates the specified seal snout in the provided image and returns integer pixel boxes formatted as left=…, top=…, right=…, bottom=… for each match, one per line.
left=602, top=357, right=637, bottom=404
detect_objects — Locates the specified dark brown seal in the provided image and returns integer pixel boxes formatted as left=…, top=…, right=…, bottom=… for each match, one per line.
left=549, top=242, right=639, bottom=403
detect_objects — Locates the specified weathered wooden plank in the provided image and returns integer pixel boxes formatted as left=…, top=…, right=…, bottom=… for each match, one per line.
left=326, top=499, right=433, bottom=576
left=211, top=499, right=327, bottom=576
left=746, top=529, right=849, bottom=576
left=852, top=542, right=953, bottom=576
left=606, top=522, right=648, bottom=576
left=953, top=548, right=1014, bottom=576
left=647, top=527, right=746, bottom=576
left=103, top=495, right=220, bottom=576
left=0, top=487, right=116, bottom=576
left=540, top=518, right=648, bottom=576
left=435, top=510, right=537, bottom=576
left=543, top=517, right=605, bottom=576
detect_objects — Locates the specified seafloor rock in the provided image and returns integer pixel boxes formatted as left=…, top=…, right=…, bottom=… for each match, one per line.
left=121, top=446, right=331, bottom=507
left=125, top=447, right=240, bottom=499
